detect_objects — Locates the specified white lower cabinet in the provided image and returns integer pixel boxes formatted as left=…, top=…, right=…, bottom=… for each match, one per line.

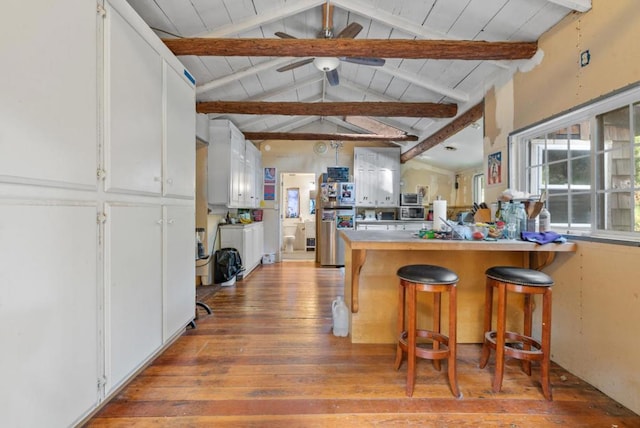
left=220, top=222, right=264, bottom=277
left=105, top=203, right=195, bottom=392
left=106, top=204, right=163, bottom=391
left=0, top=203, right=99, bottom=428
left=164, top=205, right=196, bottom=340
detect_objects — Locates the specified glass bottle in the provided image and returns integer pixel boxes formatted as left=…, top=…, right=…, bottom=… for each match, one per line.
left=539, top=205, right=551, bottom=232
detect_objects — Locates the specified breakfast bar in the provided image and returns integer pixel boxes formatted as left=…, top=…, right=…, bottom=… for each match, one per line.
left=340, top=230, right=577, bottom=344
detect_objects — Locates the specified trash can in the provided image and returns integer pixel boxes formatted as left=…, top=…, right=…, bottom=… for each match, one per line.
left=213, top=248, right=244, bottom=286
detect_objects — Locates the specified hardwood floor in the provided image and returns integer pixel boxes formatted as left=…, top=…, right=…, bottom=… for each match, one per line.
left=86, top=262, right=640, bottom=427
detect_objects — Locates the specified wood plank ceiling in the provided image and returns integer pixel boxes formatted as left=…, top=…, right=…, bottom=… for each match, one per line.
left=126, top=0, right=590, bottom=170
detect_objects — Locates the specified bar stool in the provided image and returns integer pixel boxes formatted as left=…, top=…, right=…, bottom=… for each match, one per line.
left=394, top=264, right=461, bottom=398
left=479, top=266, right=554, bottom=400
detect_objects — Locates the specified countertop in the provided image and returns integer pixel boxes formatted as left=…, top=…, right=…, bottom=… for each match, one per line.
left=355, top=219, right=429, bottom=224
left=340, top=229, right=576, bottom=252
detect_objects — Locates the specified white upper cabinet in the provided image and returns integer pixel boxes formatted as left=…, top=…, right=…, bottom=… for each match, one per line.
left=106, top=4, right=163, bottom=195
left=244, top=141, right=262, bottom=208
left=376, top=148, right=401, bottom=207
left=354, top=147, right=400, bottom=207
left=164, top=63, right=196, bottom=198
left=208, top=120, right=262, bottom=209
left=0, top=0, right=97, bottom=188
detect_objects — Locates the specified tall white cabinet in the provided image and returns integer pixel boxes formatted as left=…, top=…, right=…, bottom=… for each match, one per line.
left=0, top=0, right=196, bottom=426
left=354, top=147, right=401, bottom=207
left=208, top=119, right=263, bottom=209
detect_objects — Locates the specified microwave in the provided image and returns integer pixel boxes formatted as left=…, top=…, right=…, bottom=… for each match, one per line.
left=400, top=206, right=426, bottom=220
left=400, top=193, right=423, bottom=206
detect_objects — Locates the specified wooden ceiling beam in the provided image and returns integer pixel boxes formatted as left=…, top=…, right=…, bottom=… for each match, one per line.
left=163, top=38, right=538, bottom=60
left=400, top=101, right=484, bottom=163
left=196, top=101, right=457, bottom=118
left=243, top=132, right=418, bottom=142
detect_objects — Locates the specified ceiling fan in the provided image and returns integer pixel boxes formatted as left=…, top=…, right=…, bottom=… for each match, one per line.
left=275, top=1, right=385, bottom=86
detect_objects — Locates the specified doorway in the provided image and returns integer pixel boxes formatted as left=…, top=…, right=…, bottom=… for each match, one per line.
left=280, top=172, right=316, bottom=261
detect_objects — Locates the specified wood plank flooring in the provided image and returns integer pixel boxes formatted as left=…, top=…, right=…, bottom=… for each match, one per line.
left=86, top=262, right=640, bottom=427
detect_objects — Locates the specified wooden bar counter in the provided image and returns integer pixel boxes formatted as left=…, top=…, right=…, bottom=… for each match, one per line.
left=340, top=230, right=576, bottom=344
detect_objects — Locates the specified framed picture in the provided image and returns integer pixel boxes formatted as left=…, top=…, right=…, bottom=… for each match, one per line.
left=264, top=167, right=276, bottom=184
left=487, top=151, right=502, bottom=186
left=264, top=184, right=276, bottom=201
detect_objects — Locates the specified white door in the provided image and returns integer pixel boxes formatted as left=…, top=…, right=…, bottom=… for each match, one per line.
left=0, top=204, right=98, bottom=428
left=105, top=5, right=162, bottom=195
left=164, top=205, right=196, bottom=340
left=106, top=204, right=162, bottom=391
left=164, top=63, right=195, bottom=198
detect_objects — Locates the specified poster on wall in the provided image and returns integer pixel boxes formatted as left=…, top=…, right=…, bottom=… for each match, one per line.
left=264, top=167, right=276, bottom=184
left=487, top=151, right=502, bottom=186
left=264, top=185, right=275, bottom=201
left=264, top=167, right=276, bottom=200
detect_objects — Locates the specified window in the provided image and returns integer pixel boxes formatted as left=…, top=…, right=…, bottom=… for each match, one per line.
left=473, top=173, right=485, bottom=204
left=510, top=85, right=640, bottom=240
left=286, top=188, right=299, bottom=218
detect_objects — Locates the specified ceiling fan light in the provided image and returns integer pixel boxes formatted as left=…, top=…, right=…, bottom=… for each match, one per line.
left=313, top=57, right=340, bottom=71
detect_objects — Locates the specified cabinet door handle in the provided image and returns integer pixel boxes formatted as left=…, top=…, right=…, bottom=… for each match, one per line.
left=156, top=219, right=163, bottom=225
left=166, top=178, right=174, bottom=185
left=167, top=219, right=175, bottom=224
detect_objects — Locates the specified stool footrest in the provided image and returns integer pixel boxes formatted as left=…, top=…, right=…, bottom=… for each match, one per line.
left=484, top=330, right=544, bottom=362
left=398, top=330, right=451, bottom=361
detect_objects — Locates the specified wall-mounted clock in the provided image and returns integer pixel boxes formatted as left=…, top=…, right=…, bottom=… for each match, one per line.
left=313, top=141, right=328, bottom=155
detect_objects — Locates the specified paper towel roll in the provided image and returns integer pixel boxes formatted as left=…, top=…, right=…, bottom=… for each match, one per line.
left=433, top=199, right=447, bottom=231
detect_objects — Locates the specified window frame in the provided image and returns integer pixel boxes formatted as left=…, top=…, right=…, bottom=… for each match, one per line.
left=509, top=84, right=640, bottom=241
left=472, top=173, right=484, bottom=205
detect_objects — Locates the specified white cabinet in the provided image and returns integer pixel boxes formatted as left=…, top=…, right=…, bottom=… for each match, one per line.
left=208, top=120, right=262, bottom=208
left=244, top=141, right=262, bottom=208
left=105, top=204, right=195, bottom=393
left=220, top=222, right=264, bottom=277
left=106, top=4, right=163, bottom=195
left=354, top=147, right=400, bottom=207
left=164, top=64, right=196, bottom=198
left=0, top=0, right=196, bottom=425
left=0, top=0, right=97, bottom=189
left=164, top=205, right=196, bottom=341
left=0, top=204, right=99, bottom=428
left=106, top=204, right=163, bottom=391
left=106, top=5, right=195, bottom=199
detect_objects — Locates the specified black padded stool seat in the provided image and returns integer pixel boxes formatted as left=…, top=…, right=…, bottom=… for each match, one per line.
left=485, top=266, right=553, bottom=286
left=397, top=264, right=459, bottom=285
left=394, top=264, right=461, bottom=398
left=480, top=266, right=555, bottom=400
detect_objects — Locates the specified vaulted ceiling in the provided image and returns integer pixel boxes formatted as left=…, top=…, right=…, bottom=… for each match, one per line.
left=126, top=0, right=590, bottom=170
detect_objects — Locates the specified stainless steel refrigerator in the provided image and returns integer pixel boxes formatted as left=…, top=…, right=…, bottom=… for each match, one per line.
left=319, top=182, right=355, bottom=266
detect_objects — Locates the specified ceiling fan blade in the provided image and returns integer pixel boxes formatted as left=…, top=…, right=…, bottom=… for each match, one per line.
left=275, top=31, right=297, bottom=39
left=326, top=69, right=339, bottom=86
left=340, top=57, right=386, bottom=67
left=336, top=22, right=363, bottom=39
left=276, top=58, right=315, bottom=72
